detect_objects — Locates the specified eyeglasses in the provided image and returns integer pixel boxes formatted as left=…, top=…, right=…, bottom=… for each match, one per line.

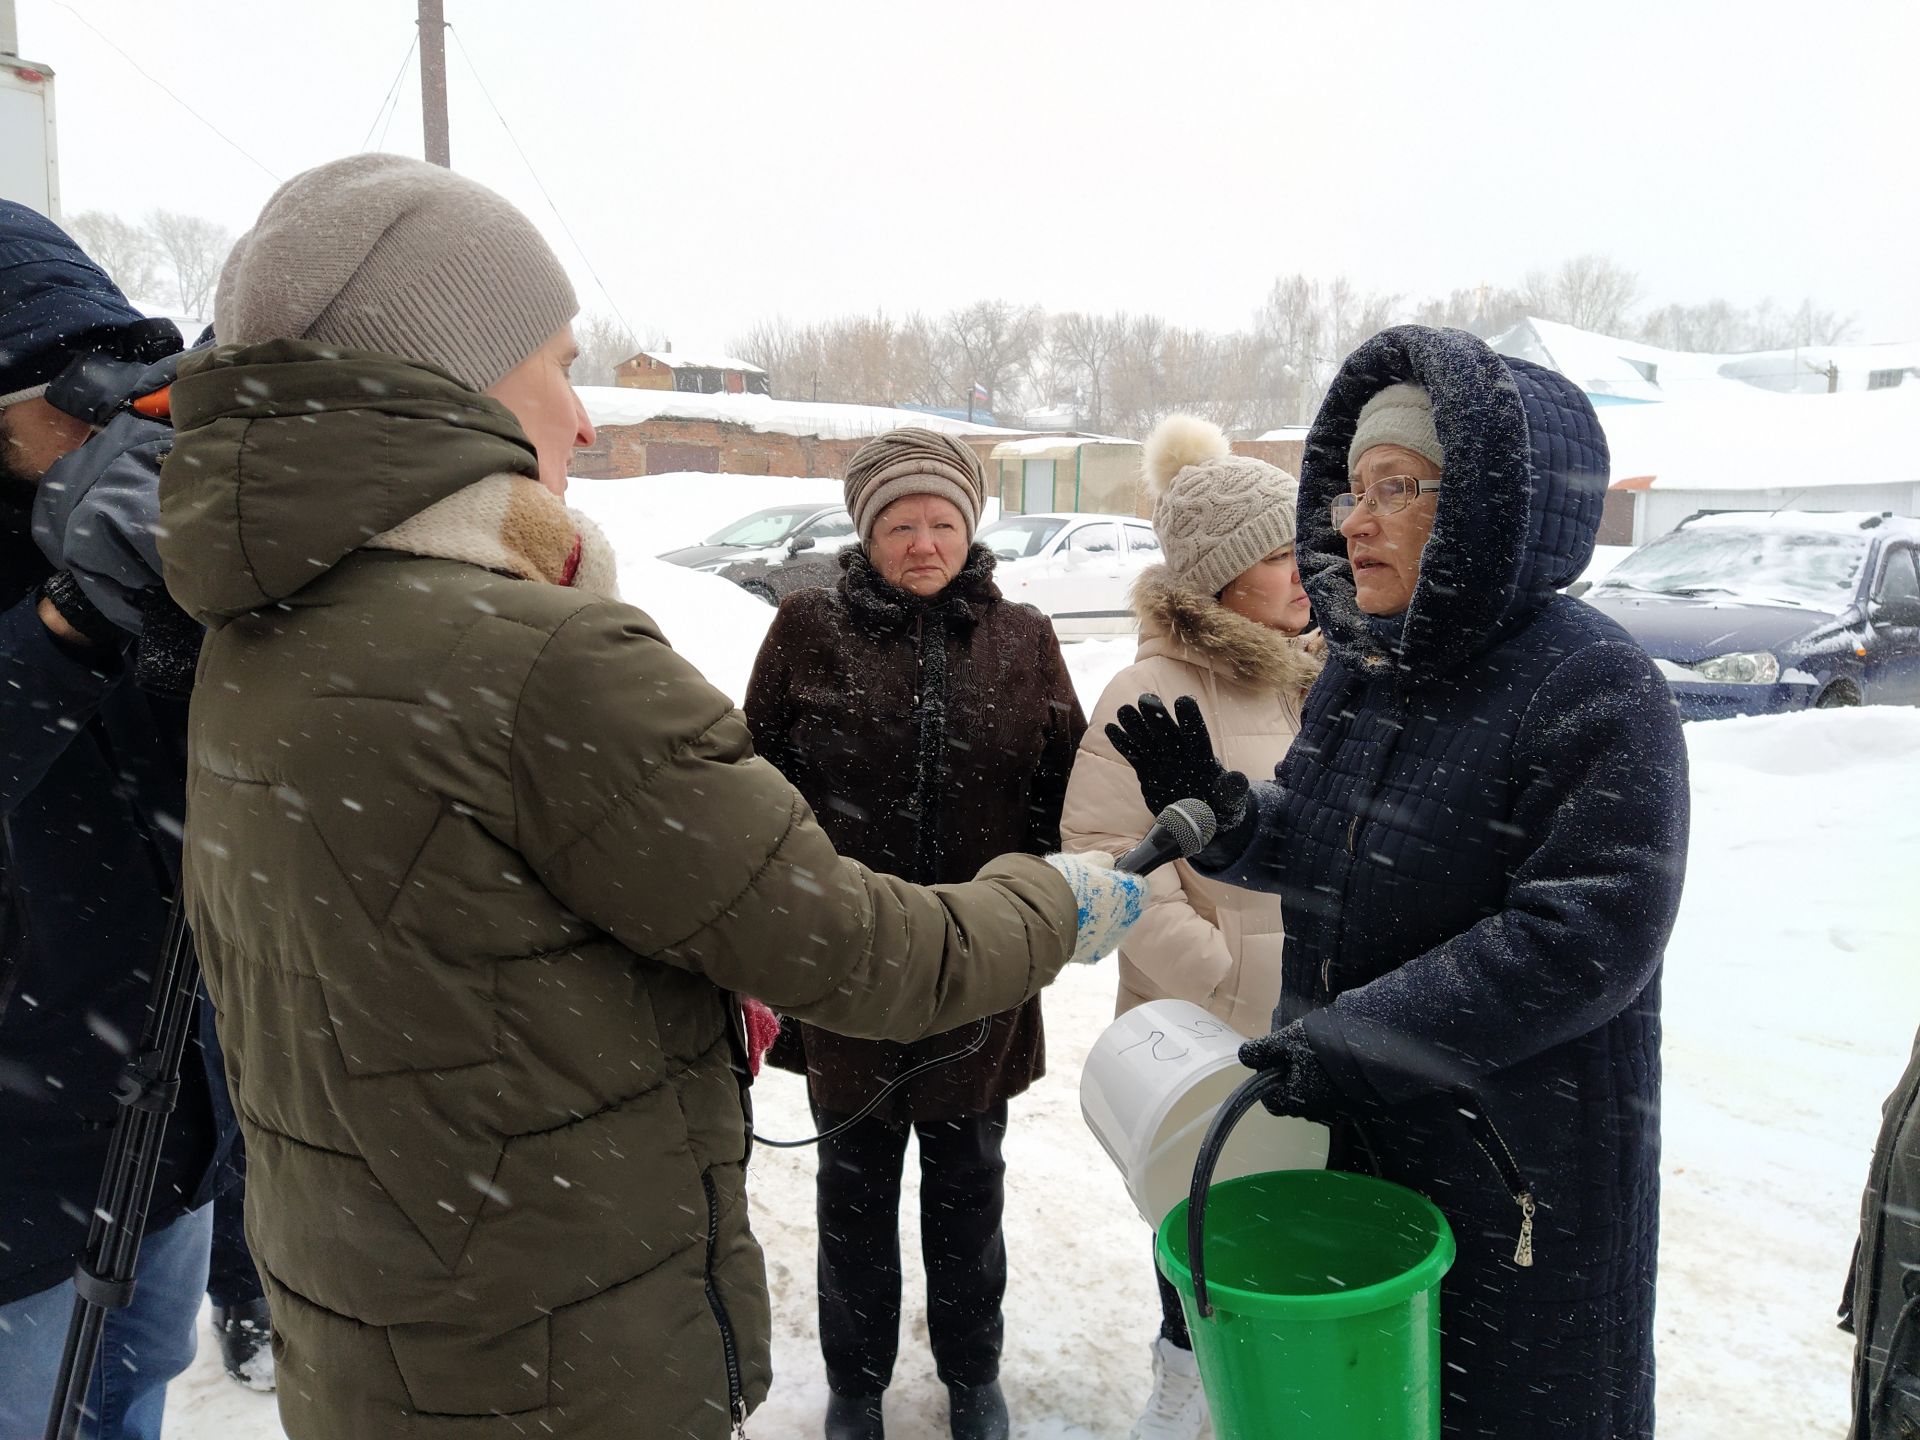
left=1331, top=475, right=1442, bottom=526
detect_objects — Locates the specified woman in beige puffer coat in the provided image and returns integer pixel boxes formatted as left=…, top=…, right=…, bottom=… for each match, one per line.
left=1061, top=414, right=1320, bottom=1440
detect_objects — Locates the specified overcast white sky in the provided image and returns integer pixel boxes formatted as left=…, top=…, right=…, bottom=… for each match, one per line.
left=15, top=0, right=1918, bottom=350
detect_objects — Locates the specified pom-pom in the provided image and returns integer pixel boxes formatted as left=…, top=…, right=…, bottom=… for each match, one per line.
left=1143, top=413, right=1230, bottom=497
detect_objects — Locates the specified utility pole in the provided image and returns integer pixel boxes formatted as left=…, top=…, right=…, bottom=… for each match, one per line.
left=418, top=0, right=450, bottom=167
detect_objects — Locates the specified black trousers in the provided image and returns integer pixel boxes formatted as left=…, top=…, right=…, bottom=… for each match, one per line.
left=811, top=1100, right=1009, bottom=1397
left=206, top=1154, right=264, bottom=1309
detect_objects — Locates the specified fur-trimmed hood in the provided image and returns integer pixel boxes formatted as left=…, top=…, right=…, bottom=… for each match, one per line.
left=1130, top=563, right=1323, bottom=699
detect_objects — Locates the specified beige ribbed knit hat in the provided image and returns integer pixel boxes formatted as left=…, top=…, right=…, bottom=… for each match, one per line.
left=1347, top=382, right=1444, bottom=472
left=843, top=427, right=985, bottom=544
left=1144, top=415, right=1300, bottom=597
left=215, top=154, right=578, bottom=392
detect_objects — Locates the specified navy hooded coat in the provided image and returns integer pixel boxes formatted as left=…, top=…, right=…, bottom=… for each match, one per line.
left=1210, top=326, right=1689, bottom=1438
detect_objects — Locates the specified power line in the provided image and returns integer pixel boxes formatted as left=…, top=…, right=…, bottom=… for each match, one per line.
left=46, top=0, right=280, bottom=183
left=361, top=30, right=420, bottom=152
left=445, top=23, right=636, bottom=340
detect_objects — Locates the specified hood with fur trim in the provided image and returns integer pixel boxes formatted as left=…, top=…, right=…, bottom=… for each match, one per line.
left=1130, top=563, right=1323, bottom=698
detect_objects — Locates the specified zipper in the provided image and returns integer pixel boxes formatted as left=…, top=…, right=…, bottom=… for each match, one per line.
left=1453, top=1092, right=1537, bottom=1268
left=699, top=1170, right=749, bottom=1435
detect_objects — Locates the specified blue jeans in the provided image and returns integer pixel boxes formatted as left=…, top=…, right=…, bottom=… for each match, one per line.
left=0, top=1204, right=213, bottom=1440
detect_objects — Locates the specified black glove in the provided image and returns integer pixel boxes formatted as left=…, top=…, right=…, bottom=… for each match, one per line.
left=1238, top=1021, right=1341, bottom=1124
left=39, top=569, right=131, bottom=650
left=1104, top=693, right=1252, bottom=854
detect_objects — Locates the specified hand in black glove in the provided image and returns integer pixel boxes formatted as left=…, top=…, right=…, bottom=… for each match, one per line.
left=1238, top=1021, right=1341, bottom=1124
left=1104, top=693, right=1252, bottom=841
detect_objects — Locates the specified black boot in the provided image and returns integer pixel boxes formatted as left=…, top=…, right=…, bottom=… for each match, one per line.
left=210, top=1296, right=277, bottom=1391
left=825, top=1390, right=884, bottom=1440
left=948, top=1381, right=1009, bottom=1440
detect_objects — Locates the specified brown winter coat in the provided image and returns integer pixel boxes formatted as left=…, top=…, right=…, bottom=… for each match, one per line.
left=155, top=342, right=1079, bottom=1440
left=1062, top=566, right=1321, bottom=1036
left=744, top=545, right=1085, bottom=1122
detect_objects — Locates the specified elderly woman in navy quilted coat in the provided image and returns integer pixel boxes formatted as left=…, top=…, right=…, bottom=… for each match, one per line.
left=1107, top=325, right=1690, bottom=1439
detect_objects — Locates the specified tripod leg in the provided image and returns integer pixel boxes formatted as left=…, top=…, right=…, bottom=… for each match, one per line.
left=44, top=897, right=202, bottom=1440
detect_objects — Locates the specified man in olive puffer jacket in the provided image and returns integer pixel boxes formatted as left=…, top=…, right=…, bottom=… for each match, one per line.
left=158, top=154, right=1141, bottom=1440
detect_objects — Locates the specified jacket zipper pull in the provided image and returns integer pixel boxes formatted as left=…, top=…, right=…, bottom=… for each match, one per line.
left=1513, top=1190, right=1536, bottom=1268
left=1345, top=814, right=1360, bottom=855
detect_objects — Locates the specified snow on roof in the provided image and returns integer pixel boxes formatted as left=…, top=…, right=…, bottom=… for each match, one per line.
left=1495, top=317, right=1920, bottom=404
left=622, top=349, right=767, bottom=374
left=1253, top=425, right=1312, bottom=443
left=575, top=386, right=1029, bottom=440
left=990, top=435, right=1140, bottom=458
left=1682, top=509, right=1920, bottom=536
left=1493, top=317, right=1736, bottom=402
left=1599, top=385, right=1920, bottom=492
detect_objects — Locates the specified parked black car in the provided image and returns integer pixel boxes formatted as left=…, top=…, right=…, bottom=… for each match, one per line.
left=657, top=503, right=853, bottom=572
left=1582, top=511, right=1920, bottom=719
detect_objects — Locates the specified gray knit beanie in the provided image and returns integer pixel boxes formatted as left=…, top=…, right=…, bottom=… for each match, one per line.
left=215, top=154, right=578, bottom=392
left=844, top=427, right=985, bottom=544
left=1143, top=414, right=1300, bottom=597
left=1347, top=382, right=1444, bottom=473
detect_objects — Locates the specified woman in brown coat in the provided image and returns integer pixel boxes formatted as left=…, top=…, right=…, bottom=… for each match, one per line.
left=745, top=428, right=1085, bottom=1440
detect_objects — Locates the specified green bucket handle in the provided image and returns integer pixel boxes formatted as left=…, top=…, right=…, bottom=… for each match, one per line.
left=1184, top=1067, right=1290, bottom=1320
left=1185, top=1073, right=1540, bottom=1320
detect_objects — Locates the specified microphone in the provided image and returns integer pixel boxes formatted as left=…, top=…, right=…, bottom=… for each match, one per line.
left=1114, top=798, right=1218, bottom=875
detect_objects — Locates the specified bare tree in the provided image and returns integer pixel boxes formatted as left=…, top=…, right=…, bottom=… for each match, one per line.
left=145, top=209, right=234, bottom=318
left=1521, top=254, right=1640, bottom=334
left=942, top=299, right=1043, bottom=417
left=64, top=210, right=164, bottom=303
left=1049, top=310, right=1125, bottom=430
left=571, top=312, right=660, bottom=387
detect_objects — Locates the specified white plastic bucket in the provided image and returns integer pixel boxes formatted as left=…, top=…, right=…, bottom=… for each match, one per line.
left=1080, top=998, right=1329, bottom=1226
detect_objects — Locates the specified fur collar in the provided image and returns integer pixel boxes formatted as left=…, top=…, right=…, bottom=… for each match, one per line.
left=366, top=473, right=620, bottom=600
left=838, top=542, right=1000, bottom=636
left=1130, top=563, right=1324, bottom=697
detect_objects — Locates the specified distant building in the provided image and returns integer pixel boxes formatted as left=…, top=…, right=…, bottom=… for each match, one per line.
left=1492, top=317, right=1920, bottom=404
left=613, top=349, right=771, bottom=397
left=570, top=386, right=1027, bottom=481
left=989, top=436, right=1144, bottom=517
left=1600, top=386, right=1920, bottom=545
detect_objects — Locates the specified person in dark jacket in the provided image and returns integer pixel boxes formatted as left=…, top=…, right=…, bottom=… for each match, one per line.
left=745, top=428, right=1086, bottom=1440
left=0, top=201, right=237, bottom=1438
left=1107, top=325, right=1690, bottom=1439
left=1848, top=1028, right=1920, bottom=1438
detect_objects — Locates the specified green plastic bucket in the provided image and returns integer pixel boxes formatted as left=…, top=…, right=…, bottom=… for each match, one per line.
left=1155, top=1073, right=1456, bottom=1439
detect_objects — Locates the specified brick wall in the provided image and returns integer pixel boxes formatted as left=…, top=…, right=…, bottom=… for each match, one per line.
left=573, top=418, right=1010, bottom=484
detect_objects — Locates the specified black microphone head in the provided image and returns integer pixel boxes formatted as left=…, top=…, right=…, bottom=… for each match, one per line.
left=1159, top=798, right=1218, bottom=857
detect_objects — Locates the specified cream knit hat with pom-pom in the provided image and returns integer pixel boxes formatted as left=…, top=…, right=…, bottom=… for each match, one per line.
left=1144, top=414, right=1301, bottom=597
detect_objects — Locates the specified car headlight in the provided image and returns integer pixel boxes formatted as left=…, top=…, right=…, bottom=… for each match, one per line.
left=1691, top=651, right=1780, bottom=685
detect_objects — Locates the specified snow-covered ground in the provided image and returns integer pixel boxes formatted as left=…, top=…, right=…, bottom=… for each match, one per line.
left=162, top=480, right=1920, bottom=1438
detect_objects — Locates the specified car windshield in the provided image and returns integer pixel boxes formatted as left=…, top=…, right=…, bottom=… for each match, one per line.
left=703, top=507, right=814, bottom=547
left=978, top=516, right=1067, bottom=560
left=1592, top=526, right=1867, bottom=611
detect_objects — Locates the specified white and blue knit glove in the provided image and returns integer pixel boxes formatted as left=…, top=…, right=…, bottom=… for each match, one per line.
left=1044, top=851, right=1147, bottom=965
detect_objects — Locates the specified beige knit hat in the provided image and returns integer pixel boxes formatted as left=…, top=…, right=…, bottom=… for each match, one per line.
left=843, top=427, right=985, bottom=544
left=1144, top=415, right=1300, bottom=597
left=1348, top=382, right=1444, bottom=473
left=215, top=154, right=578, bottom=392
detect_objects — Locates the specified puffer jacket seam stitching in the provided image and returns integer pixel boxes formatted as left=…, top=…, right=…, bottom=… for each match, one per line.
left=230, top=417, right=270, bottom=606
left=508, top=606, right=733, bottom=864
left=526, top=699, right=739, bottom=869
left=653, top=793, right=811, bottom=965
